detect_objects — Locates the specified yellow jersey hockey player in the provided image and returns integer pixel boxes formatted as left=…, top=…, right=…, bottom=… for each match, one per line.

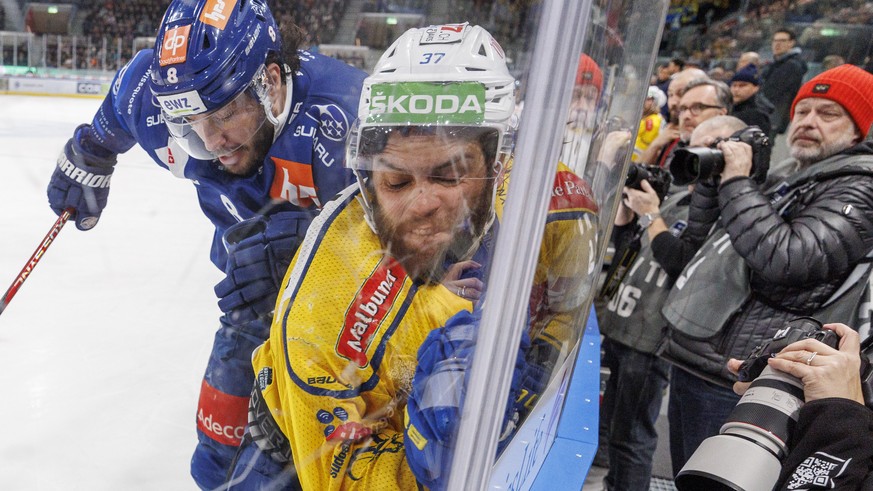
left=226, top=23, right=599, bottom=490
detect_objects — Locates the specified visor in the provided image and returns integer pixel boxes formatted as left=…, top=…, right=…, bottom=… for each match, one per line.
left=158, top=66, right=273, bottom=161
left=347, top=124, right=501, bottom=174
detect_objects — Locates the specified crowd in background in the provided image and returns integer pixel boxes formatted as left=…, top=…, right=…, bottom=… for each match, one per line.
left=663, top=0, right=873, bottom=72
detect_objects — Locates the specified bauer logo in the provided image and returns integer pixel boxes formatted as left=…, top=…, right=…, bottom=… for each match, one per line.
left=200, top=0, right=236, bottom=30
left=155, top=90, right=208, bottom=117
left=159, top=25, right=190, bottom=66
left=336, top=258, right=406, bottom=367
left=368, top=82, right=486, bottom=125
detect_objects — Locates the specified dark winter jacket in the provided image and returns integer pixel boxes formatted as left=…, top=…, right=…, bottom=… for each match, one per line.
left=761, top=48, right=808, bottom=134
left=661, top=141, right=873, bottom=385
left=731, top=92, right=776, bottom=138
left=777, top=398, right=873, bottom=490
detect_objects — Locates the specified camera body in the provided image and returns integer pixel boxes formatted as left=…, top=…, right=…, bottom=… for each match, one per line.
left=625, top=163, right=672, bottom=202
left=737, top=317, right=839, bottom=382
left=669, top=125, right=771, bottom=186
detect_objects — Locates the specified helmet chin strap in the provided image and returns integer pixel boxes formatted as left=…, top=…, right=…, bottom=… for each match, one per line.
left=269, top=64, right=294, bottom=142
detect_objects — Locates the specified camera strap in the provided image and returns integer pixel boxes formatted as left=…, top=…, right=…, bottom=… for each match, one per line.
left=598, top=229, right=642, bottom=301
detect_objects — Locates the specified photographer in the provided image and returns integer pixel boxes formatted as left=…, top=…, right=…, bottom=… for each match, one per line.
left=661, top=64, right=873, bottom=473
left=596, top=116, right=749, bottom=489
left=726, top=323, right=873, bottom=490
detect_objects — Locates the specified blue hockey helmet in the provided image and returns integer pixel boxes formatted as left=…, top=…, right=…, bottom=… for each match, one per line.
left=150, top=0, right=283, bottom=160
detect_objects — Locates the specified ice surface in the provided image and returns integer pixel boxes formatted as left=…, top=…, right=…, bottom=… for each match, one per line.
left=0, top=94, right=221, bottom=490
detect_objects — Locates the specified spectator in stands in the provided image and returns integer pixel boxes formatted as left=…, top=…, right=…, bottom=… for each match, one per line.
left=736, top=51, right=760, bottom=71
left=707, top=65, right=732, bottom=83
left=729, top=64, right=775, bottom=137
left=655, top=58, right=685, bottom=119
left=632, top=86, right=667, bottom=162
left=638, top=68, right=707, bottom=168
left=822, top=54, right=846, bottom=71
left=761, top=28, right=808, bottom=135
left=676, top=78, right=731, bottom=146
left=661, top=64, right=873, bottom=476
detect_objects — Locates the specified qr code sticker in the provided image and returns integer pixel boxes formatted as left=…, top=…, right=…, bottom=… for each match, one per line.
left=786, top=452, right=850, bottom=489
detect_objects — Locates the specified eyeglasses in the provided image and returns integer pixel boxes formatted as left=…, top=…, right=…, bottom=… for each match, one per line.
left=678, top=103, right=724, bottom=116
left=772, top=38, right=792, bottom=43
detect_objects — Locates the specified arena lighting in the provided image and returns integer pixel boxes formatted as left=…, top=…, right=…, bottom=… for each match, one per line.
left=386, top=16, right=398, bottom=25
left=47, top=6, right=58, bottom=14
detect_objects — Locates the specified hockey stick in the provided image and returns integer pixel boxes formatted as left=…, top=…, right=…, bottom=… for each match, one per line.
left=0, top=208, right=73, bottom=316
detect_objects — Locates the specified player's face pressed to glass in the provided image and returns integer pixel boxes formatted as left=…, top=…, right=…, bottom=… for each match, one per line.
left=370, top=132, right=491, bottom=279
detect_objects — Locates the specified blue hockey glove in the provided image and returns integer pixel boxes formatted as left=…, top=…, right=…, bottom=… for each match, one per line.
left=46, top=125, right=116, bottom=230
left=214, top=210, right=314, bottom=324
left=404, top=310, right=530, bottom=490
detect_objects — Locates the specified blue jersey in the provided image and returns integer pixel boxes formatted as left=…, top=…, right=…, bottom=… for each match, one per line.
left=83, top=48, right=367, bottom=269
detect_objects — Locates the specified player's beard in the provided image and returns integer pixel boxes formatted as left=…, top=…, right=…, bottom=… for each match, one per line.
left=217, top=122, right=275, bottom=176
left=372, top=186, right=494, bottom=284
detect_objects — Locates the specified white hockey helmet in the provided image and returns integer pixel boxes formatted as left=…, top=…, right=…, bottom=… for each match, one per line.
left=346, top=23, right=517, bottom=226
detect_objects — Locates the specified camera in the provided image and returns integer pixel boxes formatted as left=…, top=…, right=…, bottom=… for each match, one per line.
left=669, top=126, right=771, bottom=186
left=737, top=317, right=839, bottom=382
left=675, top=317, right=838, bottom=491
left=625, top=164, right=672, bottom=202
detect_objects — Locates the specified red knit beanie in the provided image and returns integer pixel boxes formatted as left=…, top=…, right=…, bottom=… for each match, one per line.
left=791, top=64, right=873, bottom=137
left=576, top=54, right=603, bottom=92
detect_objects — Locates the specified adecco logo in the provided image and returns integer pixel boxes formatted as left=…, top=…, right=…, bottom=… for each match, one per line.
left=368, top=82, right=486, bottom=125
left=76, top=82, right=103, bottom=95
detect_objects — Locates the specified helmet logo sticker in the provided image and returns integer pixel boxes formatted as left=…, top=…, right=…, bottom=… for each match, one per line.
left=421, top=23, right=467, bottom=45
left=155, top=90, right=208, bottom=117
left=160, top=25, right=191, bottom=67
left=200, top=0, right=236, bottom=30
left=368, top=82, right=486, bottom=124
left=309, top=104, right=350, bottom=142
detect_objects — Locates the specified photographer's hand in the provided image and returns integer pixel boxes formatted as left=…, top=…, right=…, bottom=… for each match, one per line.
left=727, top=358, right=753, bottom=396
left=622, top=180, right=661, bottom=216
left=623, top=181, right=667, bottom=239
left=769, top=323, right=864, bottom=404
left=717, top=140, right=754, bottom=183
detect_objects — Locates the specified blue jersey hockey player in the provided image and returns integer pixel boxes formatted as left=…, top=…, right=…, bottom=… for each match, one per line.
left=44, top=0, right=366, bottom=487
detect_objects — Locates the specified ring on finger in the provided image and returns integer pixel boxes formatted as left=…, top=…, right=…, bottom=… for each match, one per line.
left=805, top=351, right=818, bottom=365
left=460, top=286, right=467, bottom=298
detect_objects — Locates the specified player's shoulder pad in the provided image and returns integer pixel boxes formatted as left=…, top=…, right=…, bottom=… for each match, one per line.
left=110, top=49, right=154, bottom=111
left=295, top=50, right=367, bottom=111
left=549, top=162, right=599, bottom=215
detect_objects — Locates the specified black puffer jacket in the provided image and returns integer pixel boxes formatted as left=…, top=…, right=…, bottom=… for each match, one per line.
left=664, top=142, right=873, bottom=384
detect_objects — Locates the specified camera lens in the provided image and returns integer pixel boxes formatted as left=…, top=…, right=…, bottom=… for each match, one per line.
left=669, top=147, right=724, bottom=185
left=675, top=367, right=805, bottom=491
left=625, top=165, right=650, bottom=190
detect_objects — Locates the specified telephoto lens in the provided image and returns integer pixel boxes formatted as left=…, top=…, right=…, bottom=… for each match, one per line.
left=675, top=366, right=804, bottom=491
